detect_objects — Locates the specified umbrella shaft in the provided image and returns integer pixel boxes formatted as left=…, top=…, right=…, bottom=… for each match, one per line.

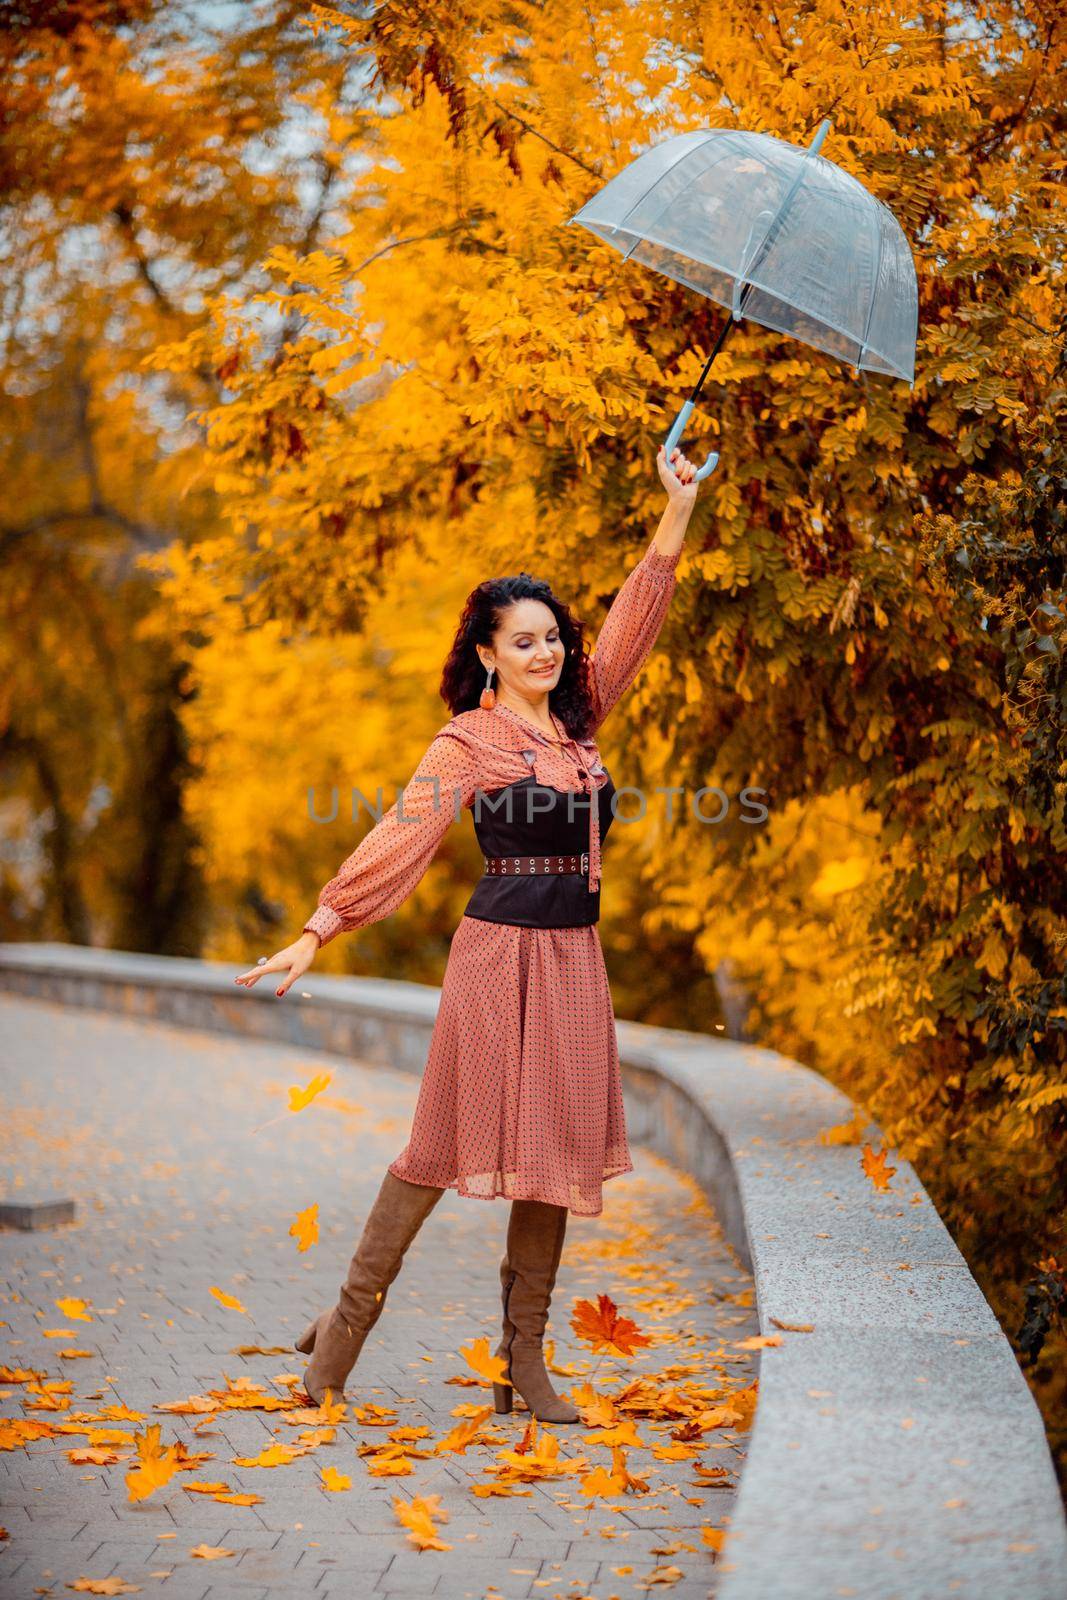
left=687, top=310, right=737, bottom=407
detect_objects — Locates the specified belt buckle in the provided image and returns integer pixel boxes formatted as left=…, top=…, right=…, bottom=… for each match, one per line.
left=580, top=851, right=589, bottom=874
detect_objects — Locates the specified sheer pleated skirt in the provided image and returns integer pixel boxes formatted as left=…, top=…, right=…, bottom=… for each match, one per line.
left=387, top=913, right=632, bottom=1216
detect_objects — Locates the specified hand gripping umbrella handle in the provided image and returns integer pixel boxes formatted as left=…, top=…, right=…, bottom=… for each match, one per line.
left=663, top=401, right=719, bottom=481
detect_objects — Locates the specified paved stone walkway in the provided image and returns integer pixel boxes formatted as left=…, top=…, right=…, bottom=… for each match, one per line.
left=1, top=994, right=758, bottom=1600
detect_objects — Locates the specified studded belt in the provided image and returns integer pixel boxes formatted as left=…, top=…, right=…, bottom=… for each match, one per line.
left=483, top=852, right=590, bottom=876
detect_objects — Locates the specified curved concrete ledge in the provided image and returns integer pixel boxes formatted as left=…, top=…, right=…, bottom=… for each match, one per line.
left=2, top=942, right=1065, bottom=1599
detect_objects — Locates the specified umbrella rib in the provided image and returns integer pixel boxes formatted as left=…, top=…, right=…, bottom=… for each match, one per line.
left=606, top=130, right=720, bottom=245
left=857, top=204, right=885, bottom=369
left=622, top=225, right=888, bottom=352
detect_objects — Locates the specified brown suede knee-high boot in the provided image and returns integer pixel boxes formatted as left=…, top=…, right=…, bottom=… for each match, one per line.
left=295, top=1170, right=445, bottom=1406
left=492, top=1198, right=580, bottom=1423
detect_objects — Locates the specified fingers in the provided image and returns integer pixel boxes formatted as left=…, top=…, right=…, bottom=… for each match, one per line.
left=669, top=446, right=696, bottom=485
left=233, top=952, right=285, bottom=989
left=659, top=443, right=700, bottom=492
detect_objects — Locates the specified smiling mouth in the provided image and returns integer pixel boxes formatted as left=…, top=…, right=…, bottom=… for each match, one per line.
left=531, top=666, right=556, bottom=675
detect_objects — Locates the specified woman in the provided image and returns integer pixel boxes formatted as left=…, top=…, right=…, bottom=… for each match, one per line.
left=235, top=443, right=702, bottom=1423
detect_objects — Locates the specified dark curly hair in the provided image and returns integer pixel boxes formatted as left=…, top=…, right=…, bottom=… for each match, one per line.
left=439, top=571, right=597, bottom=741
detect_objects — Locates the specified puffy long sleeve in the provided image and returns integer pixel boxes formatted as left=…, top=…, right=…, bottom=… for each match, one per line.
left=589, top=534, right=681, bottom=731
left=303, top=729, right=479, bottom=948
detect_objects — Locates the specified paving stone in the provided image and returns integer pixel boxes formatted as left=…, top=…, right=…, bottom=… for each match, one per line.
left=1, top=994, right=755, bottom=1598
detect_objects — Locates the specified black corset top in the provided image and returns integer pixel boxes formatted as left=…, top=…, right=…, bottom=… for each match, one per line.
left=462, top=767, right=617, bottom=928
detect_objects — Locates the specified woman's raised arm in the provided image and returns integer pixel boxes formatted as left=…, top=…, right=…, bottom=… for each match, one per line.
left=588, top=444, right=701, bottom=732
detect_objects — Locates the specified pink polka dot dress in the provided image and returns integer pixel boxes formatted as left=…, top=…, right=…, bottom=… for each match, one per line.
left=303, top=535, right=681, bottom=1216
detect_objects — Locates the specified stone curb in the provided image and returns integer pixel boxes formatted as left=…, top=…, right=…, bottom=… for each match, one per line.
left=2, top=942, right=1064, bottom=1599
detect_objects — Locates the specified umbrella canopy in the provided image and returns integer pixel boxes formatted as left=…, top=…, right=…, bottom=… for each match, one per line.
left=568, top=123, right=918, bottom=385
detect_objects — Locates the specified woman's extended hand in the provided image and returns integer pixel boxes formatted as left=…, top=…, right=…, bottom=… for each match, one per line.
left=657, top=444, right=700, bottom=506
left=234, top=931, right=320, bottom=998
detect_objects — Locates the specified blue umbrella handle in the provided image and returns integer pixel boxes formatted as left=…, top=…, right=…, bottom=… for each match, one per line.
left=663, top=401, right=719, bottom=481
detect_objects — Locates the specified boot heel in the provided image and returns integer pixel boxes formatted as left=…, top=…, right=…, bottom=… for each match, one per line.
left=492, top=1381, right=513, bottom=1414
left=294, top=1318, right=318, bottom=1355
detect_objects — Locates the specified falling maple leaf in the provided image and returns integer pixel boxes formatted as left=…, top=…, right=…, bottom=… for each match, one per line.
left=288, top=1072, right=332, bottom=1112
left=392, top=1492, right=452, bottom=1550
left=862, top=1142, right=898, bottom=1190
left=208, top=1287, right=249, bottom=1315
left=245, top=1066, right=334, bottom=1134
left=570, top=1294, right=653, bottom=1358
left=458, top=1335, right=508, bottom=1386
left=289, top=1203, right=319, bottom=1253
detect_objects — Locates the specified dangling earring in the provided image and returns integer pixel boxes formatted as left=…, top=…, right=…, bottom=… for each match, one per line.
left=479, top=665, right=497, bottom=710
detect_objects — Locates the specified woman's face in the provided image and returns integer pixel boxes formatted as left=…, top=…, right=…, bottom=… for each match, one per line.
left=479, top=598, right=565, bottom=696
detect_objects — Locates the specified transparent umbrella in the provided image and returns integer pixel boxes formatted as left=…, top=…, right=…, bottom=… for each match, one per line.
left=567, top=119, right=919, bottom=480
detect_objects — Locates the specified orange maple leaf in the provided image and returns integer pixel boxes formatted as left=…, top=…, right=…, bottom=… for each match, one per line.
left=393, top=1492, right=452, bottom=1549
left=289, top=1203, right=319, bottom=1253
left=570, top=1293, right=653, bottom=1358
left=66, top=1580, right=140, bottom=1595
left=861, top=1142, right=898, bottom=1191
left=208, top=1286, right=249, bottom=1315
left=125, top=1423, right=181, bottom=1503
left=458, top=1335, right=508, bottom=1385
left=321, top=1465, right=352, bottom=1491
left=54, top=1296, right=93, bottom=1322
left=571, top=1381, right=616, bottom=1427
left=434, top=1405, right=494, bottom=1455
left=288, top=1072, right=332, bottom=1112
